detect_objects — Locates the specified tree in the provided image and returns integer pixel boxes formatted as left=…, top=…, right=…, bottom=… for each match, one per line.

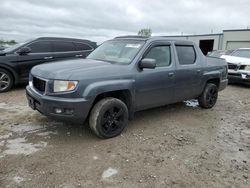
left=9, top=40, right=17, bottom=45
left=0, top=39, right=17, bottom=46
left=138, top=28, right=152, bottom=37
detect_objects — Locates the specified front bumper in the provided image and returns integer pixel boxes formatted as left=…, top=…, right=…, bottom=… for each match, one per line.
left=26, top=86, right=92, bottom=123
left=228, top=71, right=250, bottom=85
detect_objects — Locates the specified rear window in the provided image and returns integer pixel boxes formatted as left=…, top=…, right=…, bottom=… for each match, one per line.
left=74, top=42, right=93, bottom=51
left=175, top=45, right=196, bottom=65
left=53, top=41, right=76, bottom=52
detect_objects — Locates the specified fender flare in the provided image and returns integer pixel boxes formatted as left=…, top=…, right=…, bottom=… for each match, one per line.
left=83, top=79, right=135, bottom=98
left=202, top=70, right=221, bottom=89
left=83, top=79, right=136, bottom=117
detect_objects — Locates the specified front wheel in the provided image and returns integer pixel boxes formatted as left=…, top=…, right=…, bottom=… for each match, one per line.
left=0, top=68, right=14, bottom=93
left=198, top=83, right=218, bottom=109
left=89, top=97, right=129, bottom=139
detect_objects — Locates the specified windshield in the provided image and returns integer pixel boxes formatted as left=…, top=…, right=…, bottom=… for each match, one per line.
left=231, top=49, right=250, bottom=58
left=87, top=40, right=144, bottom=64
left=3, top=43, right=24, bottom=52
left=3, top=39, right=34, bottom=53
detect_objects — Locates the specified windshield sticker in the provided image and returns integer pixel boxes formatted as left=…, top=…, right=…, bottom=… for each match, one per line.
left=125, top=44, right=141, bottom=48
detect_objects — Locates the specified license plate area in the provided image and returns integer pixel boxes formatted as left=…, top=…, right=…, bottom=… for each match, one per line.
left=27, top=94, right=40, bottom=110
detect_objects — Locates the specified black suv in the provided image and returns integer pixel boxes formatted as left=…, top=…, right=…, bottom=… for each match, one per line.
left=0, top=37, right=96, bottom=92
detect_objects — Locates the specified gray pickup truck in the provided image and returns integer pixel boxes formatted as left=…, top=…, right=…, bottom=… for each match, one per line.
left=26, top=36, right=228, bottom=138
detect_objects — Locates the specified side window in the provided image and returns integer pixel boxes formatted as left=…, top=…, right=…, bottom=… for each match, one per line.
left=175, top=45, right=196, bottom=65
left=53, top=41, right=76, bottom=52
left=144, top=45, right=171, bottom=67
left=74, top=42, right=92, bottom=51
left=27, top=41, right=52, bottom=53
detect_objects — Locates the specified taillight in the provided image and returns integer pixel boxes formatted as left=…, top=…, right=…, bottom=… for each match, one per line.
left=222, top=65, right=228, bottom=79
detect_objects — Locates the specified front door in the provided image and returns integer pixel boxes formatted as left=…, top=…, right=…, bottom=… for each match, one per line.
left=16, top=40, right=53, bottom=81
left=52, top=41, right=79, bottom=62
left=135, top=43, right=175, bottom=110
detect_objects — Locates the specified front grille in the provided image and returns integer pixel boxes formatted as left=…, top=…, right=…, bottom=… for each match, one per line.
left=33, top=77, right=46, bottom=93
left=228, top=63, right=237, bottom=70
left=228, top=63, right=246, bottom=70
left=239, top=65, right=246, bottom=70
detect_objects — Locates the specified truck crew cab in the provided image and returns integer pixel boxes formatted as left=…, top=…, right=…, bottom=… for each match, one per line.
left=26, top=36, right=228, bottom=138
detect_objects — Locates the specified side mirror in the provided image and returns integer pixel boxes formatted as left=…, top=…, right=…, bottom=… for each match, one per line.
left=17, top=47, right=31, bottom=55
left=139, top=58, right=156, bottom=69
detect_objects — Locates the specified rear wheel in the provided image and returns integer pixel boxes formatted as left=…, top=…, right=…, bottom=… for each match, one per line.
left=0, top=68, right=14, bottom=93
left=198, top=83, right=218, bottom=108
left=89, top=97, right=128, bottom=139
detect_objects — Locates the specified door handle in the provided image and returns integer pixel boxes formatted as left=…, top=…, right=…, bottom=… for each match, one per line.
left=168, top=72, right=174, bottom=77
left=197, top=70, right=201, bottom=74
left=75, top=54, right=83, bottom=57
left=44, top=56, right=53, bottom=60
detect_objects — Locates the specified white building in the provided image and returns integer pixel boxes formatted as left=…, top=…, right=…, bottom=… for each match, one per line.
left=164, top=29, right=250, bottom=55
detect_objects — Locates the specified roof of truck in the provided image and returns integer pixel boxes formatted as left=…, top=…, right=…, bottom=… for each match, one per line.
left=114, top=35, right=195, bottom=45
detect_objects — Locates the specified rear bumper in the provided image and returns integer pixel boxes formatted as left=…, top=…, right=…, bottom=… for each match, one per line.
left=219, top=79, right=228, bottom=91
left=26, top=86, right=92, bottom=123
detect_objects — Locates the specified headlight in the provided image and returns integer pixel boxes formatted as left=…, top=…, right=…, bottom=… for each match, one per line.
left=245, top=65, right=250, bottom=71
left=53, top=80, right=78, bottom=93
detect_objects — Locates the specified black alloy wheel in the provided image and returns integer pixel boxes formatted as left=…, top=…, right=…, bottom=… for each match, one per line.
left=198, top=83, right=218, bottom=108
left=89, top=97, right=129, bottom=139
left=0, top=69, right=13, bottom=92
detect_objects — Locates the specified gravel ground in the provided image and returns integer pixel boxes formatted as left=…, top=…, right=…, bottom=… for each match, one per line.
left=0, top=85, right=249, bottom=188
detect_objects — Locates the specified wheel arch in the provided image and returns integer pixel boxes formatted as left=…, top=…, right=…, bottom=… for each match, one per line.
left=90, top=89, right=134, bottom=120
left=0, top=64, right=18, bottom=84
left=206, top=78, right=220, bottom=88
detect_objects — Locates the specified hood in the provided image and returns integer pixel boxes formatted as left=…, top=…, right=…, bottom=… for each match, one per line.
left=221, top=55, right=250, bottom=65
left=31, top=58, right=132, bottom=80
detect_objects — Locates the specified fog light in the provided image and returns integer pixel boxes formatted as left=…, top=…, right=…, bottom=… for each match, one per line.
left=54, top=108, right=63, bottom=114
left=64, top=108, right=74, bottom=115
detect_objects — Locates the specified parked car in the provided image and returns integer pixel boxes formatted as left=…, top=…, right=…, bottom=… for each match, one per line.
left=221, top=48, right=250, bottom=85
left=207, top=50, right=233, bottom=58
left=0, top=37, right=97, bottom=92
left=26, top=36, right=228, bottom=138
left=0, top=46, right=5, bottom=51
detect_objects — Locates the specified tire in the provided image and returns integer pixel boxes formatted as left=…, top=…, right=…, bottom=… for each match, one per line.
left=89, top=97, right=129, bottom=139
left=0, top=68, right=14, bottom=93
left=198, top=83, right=218, bottom=109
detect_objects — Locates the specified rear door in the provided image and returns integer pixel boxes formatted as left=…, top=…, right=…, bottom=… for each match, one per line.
left=74, top=42, right=94, bottom=58
left=16, top=40, right=53, bottom=80
left=51, top=41, right=79, bottom=62
left=173, top=45, right=202, bottom=102
left=135, top=42, right=175, bottom=110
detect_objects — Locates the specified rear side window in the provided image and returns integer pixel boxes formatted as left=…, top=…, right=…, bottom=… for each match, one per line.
left=74, top=42, right=93, bottom=51
left=175, top=45, right=196, bottom=65
left=27, top=41, right=52, bottom=53
left=144, top=45, right=171, bottom=67
left=53, top=41, right=76, bottom=52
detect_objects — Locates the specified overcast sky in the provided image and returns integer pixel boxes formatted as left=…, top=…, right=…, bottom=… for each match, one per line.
left=0, top=0, right=250, bottom=43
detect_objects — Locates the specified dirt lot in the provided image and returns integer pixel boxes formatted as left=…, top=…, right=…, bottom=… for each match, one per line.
left=0, top=85, right=249, bottom=188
